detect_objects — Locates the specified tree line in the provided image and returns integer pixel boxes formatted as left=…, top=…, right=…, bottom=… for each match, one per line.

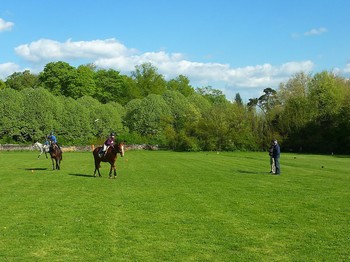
left=1, top=61, right=349, bottom=153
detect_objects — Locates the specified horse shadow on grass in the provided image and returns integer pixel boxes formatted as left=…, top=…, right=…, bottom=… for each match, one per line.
left=68, top=173, right=94, bottom=178
left=237, top=169, right=270, bottom=175
left=24, top=168, right=48, bottom=171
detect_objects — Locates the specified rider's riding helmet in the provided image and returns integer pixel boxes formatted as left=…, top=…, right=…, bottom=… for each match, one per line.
left=110, top=132, right=115, bottom=137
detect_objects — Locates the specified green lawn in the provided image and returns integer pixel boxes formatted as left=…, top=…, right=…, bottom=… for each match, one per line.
left=0, top=150, right=349, bottom=261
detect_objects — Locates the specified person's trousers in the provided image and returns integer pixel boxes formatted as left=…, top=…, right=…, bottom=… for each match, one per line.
left=274, top=157, right=280, bottom=174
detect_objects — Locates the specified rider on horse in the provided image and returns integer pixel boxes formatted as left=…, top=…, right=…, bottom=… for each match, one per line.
left=99, top=132, right=116, bottom=158
left=48, top=132, right=61, bottom=151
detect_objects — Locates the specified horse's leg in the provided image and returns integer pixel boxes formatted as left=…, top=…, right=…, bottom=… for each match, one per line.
left=51, top=158, right=55, bottom=170
left=109, top=168, right=112, bottom=178
left=37, top=149, right=42, bottom=159
left=113, top=165, right=117, bottom=178
left=108, top=165, right=113, bottom=178
left=93, top=167, right=100, bottom=177
left=56, top=158, right=60, bottom=170
left=94, top=160, right=102, bottom=177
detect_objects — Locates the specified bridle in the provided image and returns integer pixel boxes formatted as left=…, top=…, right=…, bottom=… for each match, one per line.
left=111, top=143, right=124, bottom=156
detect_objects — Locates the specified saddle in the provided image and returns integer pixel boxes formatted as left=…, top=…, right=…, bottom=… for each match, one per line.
left=50, top=143, right=61, bottom=153
left=98, top=146, right=110, bottom=158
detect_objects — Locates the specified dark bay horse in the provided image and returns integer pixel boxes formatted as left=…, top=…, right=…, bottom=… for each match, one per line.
left=92, top=142, right=125, bottom=178
left=50, top=144, right=62, bottom=170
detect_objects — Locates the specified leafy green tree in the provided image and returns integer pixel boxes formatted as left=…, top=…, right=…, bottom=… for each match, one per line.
left=162, top=91, right=199, bottom=130
left=197, top=103, right=236, bottom=151
left=307, top=71, right=344, bottom=121
left=278, top=72, right=310, bottom=104
left=303, top=71, right=346, bottom=152
left=248, top=88, right=279, bottom=115
left=0, top=80, right=6, bottom=90
left=167, top=75, right=194, bottom=97
left=187, top=92, right=212, bottom=115
left=5, top=70, right=38, bottom=90
left=247, top=87, right=281, bottom=147
left=234, top=93, right=243, bottom=106
left=19, top=88, right=60, bottom=142
left=100, top=102, right=125, bottom=136
left=121, top=74, right=143, bottom=101
left=123, top=95, right=171, bottom=143
left=230, top=103, right=259, bottom=150
left=76, top=96, right=104, bottom=140
left=131, top=63, right=167, bottom=97
left=94, top=68, right=126, bottom=104
left=0, top=89, right=24, bottom=142
left=65, top=65, right=96, bottom=99
left=196, top=86, right=227, bottom=104
left=38, top=61, right=75, bottom=96
left=277, top=73, right=312, bottom=151
left=56, top=96, right=92, bottom=144
left=162, top=90, right=201, bottom=150
left=336, top=84, right=350, bottom=153
left=123, top=98, right=143, bottom=140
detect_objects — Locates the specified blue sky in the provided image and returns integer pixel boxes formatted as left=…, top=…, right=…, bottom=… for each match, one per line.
left=1, top=0, right=349, bottom=101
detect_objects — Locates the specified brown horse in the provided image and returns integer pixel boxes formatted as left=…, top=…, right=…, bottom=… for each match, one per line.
left=92, top=142, right=125, bottom=178
left=50, top=144, right=62, bottom=170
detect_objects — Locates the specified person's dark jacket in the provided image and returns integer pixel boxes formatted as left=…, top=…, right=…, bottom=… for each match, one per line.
left=273, top=143, right=280, bottom=158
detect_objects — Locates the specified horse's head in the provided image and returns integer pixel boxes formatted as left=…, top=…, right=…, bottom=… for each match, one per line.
left=117, top=142, right=125, bottom=157
left=109, top=142, right=125, bottom=157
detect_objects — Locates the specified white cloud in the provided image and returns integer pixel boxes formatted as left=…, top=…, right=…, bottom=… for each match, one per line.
left=304, top=27, right=328, bottom=36
left=15, top=38, right=135, bottom=62
left=344, top=63, right=350, bottom=73
left=334, top=63, right=350, bottom=75
left=0, top=18, right=14, bottom=32
left=0, top=62, right=20, bottom=79
left=13, top=38, right=316, bottom=98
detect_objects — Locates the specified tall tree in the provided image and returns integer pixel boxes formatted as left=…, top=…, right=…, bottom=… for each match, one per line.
left=0, top=80, right=5, bottom=90
left=131, top=63, right=167, bottom=97
left=196, top=86, right=227, bottom=104
left=123, top=94, right=171, bottom=139
left=94, top=68, right=129, bottom=104
left=187, top=93, right=212, bottom=116
left=56, top=96, right=92, bottom=144
left=76, top=96, right=104, bottom=139
left=247, top=87, right=281, bottom=148
left=248, top=88, right=279, bottom=115
left=234, top=92, right=243, bottom=106
left=278, top=72, right=310, bottom=104
left=5, top=70, right=38, bottom=90
left=38, top=61, right=75, bottom=96
left=197, top=103, right=234, bottom=151
left=307, top=71, right=344, bottom=121
left=162, top=90, right=200, bottom=150
left=167, top=75, right=194, bottom=97
left=0, top=89, right=24, bottom=142
left=19, top=88, right=60, bottom=142
left=65, top=65, right=96, bottom=99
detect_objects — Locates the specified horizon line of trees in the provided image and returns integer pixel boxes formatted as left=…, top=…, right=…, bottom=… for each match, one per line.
left=1, top=61, right=350, bottom=153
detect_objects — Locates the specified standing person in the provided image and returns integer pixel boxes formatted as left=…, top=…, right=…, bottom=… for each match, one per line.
left=272, top=139, right=281, bottom=175
left=269, top=140, right=276, bottom=174
left=99, top=132, right=116, bottom=157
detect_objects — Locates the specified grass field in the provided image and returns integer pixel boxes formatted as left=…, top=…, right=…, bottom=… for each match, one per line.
left=0, top=149, right=349, bottom=261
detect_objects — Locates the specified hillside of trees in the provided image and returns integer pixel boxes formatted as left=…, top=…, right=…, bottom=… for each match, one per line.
left=1, top=61, right=350, bottom=153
